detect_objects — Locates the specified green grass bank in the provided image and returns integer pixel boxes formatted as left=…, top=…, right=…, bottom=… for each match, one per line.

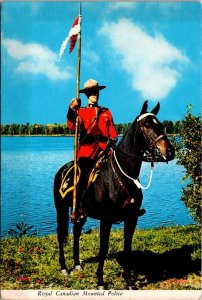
left=1, top=225, right=201, bottom=290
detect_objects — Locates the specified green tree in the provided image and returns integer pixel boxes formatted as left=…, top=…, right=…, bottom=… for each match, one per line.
left=162, top=120, right=174, bottom=134
left=41, top=125, right=46, bottom=135
left=175, top=105, right=201, bottom=222
left=0, top=125, right=9, bottom=135
left=46, top=124, right=53, bottom=135
left=52, top=123, right=59, bottom=134
left=62, top=123, right=69, bottom=135
left=8, top=124, right=14, bottom=135
left=173, top=121, right=181, bottom=134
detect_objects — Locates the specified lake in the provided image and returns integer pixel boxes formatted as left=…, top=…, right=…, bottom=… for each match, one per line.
left=1, top=136, right=195, bottom=237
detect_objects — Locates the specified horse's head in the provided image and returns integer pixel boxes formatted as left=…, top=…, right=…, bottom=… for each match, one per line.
left=136, top=100, right=175, bottom=162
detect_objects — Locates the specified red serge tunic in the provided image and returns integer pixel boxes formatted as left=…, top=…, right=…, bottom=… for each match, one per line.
left=67, top=106, right=118, bottom=159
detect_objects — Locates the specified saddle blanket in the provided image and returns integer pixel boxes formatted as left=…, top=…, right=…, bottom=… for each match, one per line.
left=59, top=162, right=81, bottom=199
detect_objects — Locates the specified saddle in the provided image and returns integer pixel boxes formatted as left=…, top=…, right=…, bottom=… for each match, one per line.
left=87, top=150, right=109, bottom=188
left=59, top=151, right=110, bottom=199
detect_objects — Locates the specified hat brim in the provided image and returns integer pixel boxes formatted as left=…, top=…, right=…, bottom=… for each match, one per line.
left=79, top=85, right=106, bottom=93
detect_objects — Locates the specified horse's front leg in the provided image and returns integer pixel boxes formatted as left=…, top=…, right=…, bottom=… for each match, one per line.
left=123, top=207, right=139, bottom=289
left=72, top=218, right=86, bottom=271
left=96, top=220, right=112, bottom=289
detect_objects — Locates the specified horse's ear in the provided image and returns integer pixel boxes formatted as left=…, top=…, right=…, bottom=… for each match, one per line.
left=151, top=102, right=160, bottom=115
left=140, top=100, right=148, bottom=115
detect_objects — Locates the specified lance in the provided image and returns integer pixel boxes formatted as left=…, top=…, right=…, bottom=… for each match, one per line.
left=71, top=4, right=82, bottom=223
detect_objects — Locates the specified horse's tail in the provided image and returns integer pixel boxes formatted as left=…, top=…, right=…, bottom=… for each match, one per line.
left=53, top=165, right=72, bottom=250
left=54, top=168, right=72, bottom=270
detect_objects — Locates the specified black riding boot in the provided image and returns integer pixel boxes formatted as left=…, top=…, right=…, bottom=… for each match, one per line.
left=76, top=158, right=94, bottom=222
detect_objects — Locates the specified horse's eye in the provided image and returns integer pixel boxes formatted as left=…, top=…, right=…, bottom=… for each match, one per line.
left=153, top=119, right=158, bottom=124
left=144, top=122, right=150, bottom=128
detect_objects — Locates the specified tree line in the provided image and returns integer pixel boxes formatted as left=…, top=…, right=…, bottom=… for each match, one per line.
left=0, top=120, right=181, bottom=136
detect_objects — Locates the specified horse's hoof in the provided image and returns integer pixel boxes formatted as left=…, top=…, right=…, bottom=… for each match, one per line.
left=128, top=286, right=135, bottom=290
left=70, top=265, right=84, bottom=277
left=74, top=265, right=83, bottom=271
left=61, top=269, right=68, bottom=276
left=97, top=285, right=105, bottom=290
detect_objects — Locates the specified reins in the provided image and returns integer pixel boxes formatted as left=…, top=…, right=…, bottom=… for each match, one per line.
left=109, top=112, right=165, bottom=191
left=113, top=150, right=154, bottom=190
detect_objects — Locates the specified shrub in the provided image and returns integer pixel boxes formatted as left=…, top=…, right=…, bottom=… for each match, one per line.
left=175, top=105, right=201, bottom=222
left=7, top=222, right=38, bottom=238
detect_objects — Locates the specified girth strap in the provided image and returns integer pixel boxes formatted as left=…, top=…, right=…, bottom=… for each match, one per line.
left=110, top=156, right=130, bottom=194
left=110, top=157, right=133, bottom=208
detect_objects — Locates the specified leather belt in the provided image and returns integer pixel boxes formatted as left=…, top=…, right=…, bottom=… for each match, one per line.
left=80, top=134, right=109, bottom=144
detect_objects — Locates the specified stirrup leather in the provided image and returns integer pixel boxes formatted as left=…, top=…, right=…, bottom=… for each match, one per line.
left=87, top=152, right=106, bottom=188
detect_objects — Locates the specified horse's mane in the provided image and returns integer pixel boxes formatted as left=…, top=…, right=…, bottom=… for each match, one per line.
left=117, top=117, right=138, bottom=148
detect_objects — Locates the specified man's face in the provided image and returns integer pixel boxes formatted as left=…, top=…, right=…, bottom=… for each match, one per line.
left=87, top=88, right=99, bottom=105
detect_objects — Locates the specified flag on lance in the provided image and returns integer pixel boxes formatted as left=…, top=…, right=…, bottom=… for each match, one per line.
left=59, top=15, right=81, bottom=60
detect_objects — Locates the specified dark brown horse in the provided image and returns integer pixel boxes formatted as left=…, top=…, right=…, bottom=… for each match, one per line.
left=54, top=101, right=175, bottom=289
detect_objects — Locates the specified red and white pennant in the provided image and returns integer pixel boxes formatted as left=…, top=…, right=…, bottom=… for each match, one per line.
left=59, top=15, right=81, bottom=60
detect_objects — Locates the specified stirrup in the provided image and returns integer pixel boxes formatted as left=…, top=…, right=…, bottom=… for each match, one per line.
left=76, top=209, right=87, bottom=223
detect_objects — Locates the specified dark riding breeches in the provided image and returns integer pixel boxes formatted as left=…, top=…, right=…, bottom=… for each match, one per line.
left=77, top=157, right=95, bottom=210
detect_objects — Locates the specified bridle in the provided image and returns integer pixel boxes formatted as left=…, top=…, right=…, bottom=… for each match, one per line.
left=136, top=113, right=166, bottom=162
left=136, top=112, right=166, bottom=161
left=113, top=113, right=166, bottom=163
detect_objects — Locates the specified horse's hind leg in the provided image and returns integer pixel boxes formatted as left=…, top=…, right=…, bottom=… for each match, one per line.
left=56, top=203, right=69, bottom=273
left=123, top=209, right=138, bottom=289
left=96, top=220, right=112, bottom=289
left=73, top=218, right=86, bottom=270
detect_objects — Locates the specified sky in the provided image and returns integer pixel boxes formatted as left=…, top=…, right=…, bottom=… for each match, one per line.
left=1, top=1, right=201, bottom=125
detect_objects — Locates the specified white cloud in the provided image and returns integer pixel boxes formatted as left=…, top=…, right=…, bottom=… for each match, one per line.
left=2, top=36, right=71, bottom=80
left=83, top=48, right=100, bottom=67
left=107, top=2, right=137, bottom=12
left=30, top=3, right=43, bottom=16
left=99, top=18, right=189, bottom=100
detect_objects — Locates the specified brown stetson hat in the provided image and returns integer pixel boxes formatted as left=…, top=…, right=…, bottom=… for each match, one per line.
left=79, top=79, right=106, bottom=93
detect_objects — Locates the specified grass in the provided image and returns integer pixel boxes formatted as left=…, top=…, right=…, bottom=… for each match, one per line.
left=0, top=225, right=201, bottom=290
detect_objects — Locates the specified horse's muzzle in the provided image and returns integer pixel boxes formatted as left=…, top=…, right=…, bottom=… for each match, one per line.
left=166, top=144, right=175, bottom=161
left=156, top=138, right=175, bottom=162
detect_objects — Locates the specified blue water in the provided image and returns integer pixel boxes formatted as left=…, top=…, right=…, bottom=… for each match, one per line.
left=1, top=136, right=195, bottom=237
